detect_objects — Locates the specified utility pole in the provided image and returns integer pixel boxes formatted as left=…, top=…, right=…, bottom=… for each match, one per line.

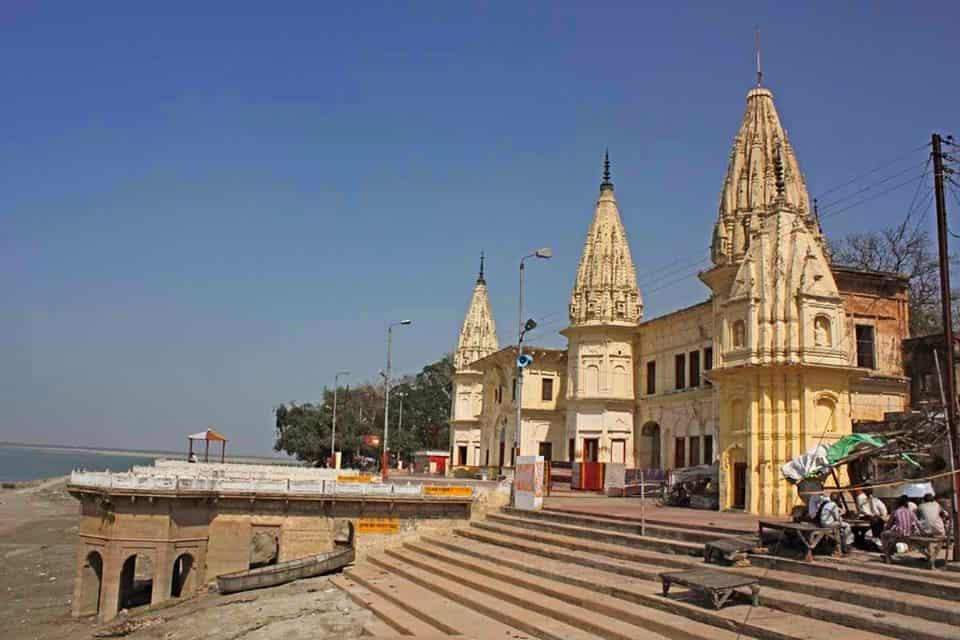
left=933, top=132, right=960, bottom=560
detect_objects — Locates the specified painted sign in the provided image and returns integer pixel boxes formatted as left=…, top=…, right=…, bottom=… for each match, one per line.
left=337, top=474, right=373, bottom=483
left=423, top=485, right=472, bottom=498
left=358, top=517, right=400, bottom=534
left=363, top=434, right=381, bottom=448
left=514, top=455, right=544, bottom=510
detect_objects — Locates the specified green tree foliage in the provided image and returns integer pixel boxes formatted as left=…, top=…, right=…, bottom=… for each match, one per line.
left=273, top=353, right=454, bottom=466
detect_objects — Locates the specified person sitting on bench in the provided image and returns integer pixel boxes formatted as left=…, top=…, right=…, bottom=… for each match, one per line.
left=917, top=493, right=949, bottom=537
left=887, top=495, right=921, bottom=538
left=855, top=484, right=888, bottom=544
left=815, top=492, right=853, bottom=554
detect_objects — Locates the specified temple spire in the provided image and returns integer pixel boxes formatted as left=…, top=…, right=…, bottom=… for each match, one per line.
left=455, top=259, right=498, bottom=371
left=601, top=149, right=613, bottom=191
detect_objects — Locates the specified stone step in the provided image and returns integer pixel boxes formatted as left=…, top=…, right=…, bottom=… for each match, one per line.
left=366, top=554, right=601, bottom=640
left=542, top=506, right=755, bottom=536
left=465, top=518, right=960, bottom=626
left=392, top=543, right=748, bottom=640
left=419, top=535, right=894, bottom=640
left=748, top=553, right=960, bottom=602
left=482, top=512, right=960, bottom=604
left=374, top=549, right=684, bottom=640
left=465, top=519, right=693, bottom=569
left=504, top=507, right=736, bottom=543
left=484, top=512, right=702, bottom=556
left=331, top=573, right=443, bottom=637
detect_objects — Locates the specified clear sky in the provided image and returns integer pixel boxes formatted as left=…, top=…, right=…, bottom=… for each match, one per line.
left=2, top=2, right=958, bottom=455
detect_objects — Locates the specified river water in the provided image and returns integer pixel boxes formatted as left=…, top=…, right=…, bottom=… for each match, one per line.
left=0, top=445, right=159, bottom=482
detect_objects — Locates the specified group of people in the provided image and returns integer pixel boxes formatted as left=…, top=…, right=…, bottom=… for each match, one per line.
left=805, top=485, right=950, bottom=554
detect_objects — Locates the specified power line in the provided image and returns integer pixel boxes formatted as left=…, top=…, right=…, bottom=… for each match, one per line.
left=813, top=142, right=930, bottom=200
left=819, top=172, right=929, bottom=220
left=817, top=159, right=929, bottom=211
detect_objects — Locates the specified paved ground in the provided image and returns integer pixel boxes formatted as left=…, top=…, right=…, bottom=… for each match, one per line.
left=544, top=492, right=778, bottom=532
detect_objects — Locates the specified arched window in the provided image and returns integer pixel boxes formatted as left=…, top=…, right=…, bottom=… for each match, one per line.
left=814, top=315, right=832, bottom=347
left=584, top=365, right=600, bottom=394
left=815, top=396, right=837, bottom=433
left=732, top=320, right=746, bottom=348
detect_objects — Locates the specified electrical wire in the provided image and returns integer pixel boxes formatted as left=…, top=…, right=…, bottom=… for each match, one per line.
left=817, top=159, right=930, bottom=211
left=813, top=142, right=931, bottom=200
left=819, top=172, right=929, bottom=220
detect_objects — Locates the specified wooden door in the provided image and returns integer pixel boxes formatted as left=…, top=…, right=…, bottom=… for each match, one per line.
left=733, top=462, right=747, bottom=509
left=674, top=437, right=686, bottom=468
left=538, top=441, right=553, bottom=461
left=584, top=438, right=599, bottom=462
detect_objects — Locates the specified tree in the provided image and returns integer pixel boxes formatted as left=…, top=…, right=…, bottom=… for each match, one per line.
left=273, top=353, right=454, bottom=466
left=831, top=215, right=956, bottom=336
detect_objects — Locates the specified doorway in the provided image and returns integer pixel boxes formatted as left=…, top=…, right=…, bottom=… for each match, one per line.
left=118, top=554, right=153, bottom=611
left=457, top=445, right=468, bottom=466
left=170, top=553, right=195, bottom=598
left=538, top=442, right=553, bottom=461
left=583, top=438, right=599, bottom=462
left=732, top=462, right=747, bottom=509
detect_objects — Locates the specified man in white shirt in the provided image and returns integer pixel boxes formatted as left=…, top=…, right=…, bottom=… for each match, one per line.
left=856, top=485, right=888, bottom=540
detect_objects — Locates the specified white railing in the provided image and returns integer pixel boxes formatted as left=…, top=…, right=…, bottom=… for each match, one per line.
left=67, top=470, right=460, bottom=499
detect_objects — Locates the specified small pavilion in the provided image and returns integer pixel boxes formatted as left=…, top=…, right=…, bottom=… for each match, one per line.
left=187, top=427, right=228, bottom=463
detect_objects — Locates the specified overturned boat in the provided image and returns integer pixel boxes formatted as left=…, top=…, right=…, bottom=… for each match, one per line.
left=217, top=522, right=354, bottom=594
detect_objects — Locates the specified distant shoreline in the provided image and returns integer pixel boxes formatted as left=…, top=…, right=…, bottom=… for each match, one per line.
left=0, top=441, right=295, bottom=465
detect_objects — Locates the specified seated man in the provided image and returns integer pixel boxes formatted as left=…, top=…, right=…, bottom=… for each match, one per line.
left=917, top=493, right=949, bottom=537
left=887, top=495, right=921, bottom=536
left=855, top=484, right=888, bottom=541
left=818, top=493, right=853, bottom=554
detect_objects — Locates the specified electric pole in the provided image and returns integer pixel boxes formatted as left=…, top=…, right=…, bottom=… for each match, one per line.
left=933, top=132, right=960, bottom=560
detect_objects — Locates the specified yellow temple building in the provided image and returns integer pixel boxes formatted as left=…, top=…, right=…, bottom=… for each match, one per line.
left=450, top=79, right=911, bottom=515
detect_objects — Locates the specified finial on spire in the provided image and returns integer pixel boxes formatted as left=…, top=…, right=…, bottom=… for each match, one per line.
left=477, top=251, right=486, bottom=284
left=755, top=25, right=762, bottom=87
left=601, top=149, right=613, bottom=191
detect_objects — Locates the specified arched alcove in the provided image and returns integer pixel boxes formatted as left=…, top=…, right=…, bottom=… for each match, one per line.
left=78, top=550, right=103, bottom=616
left=118, top=553, right=154, bottom=611
left=170, top=553, right=195, bottom=598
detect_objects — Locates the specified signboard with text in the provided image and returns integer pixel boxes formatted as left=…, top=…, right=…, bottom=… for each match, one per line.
left=514, top=455, right=544, bottom=511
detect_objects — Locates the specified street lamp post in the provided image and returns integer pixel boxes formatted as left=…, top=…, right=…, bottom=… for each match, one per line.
left=383, top=320, right=412, bottom=479
left=331, top=370, right=350, bottom=468
left=515, top=248, right=552, bottom=469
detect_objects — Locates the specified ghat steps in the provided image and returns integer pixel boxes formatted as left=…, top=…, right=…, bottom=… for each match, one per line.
left=335, top=507, right=960, bottom=640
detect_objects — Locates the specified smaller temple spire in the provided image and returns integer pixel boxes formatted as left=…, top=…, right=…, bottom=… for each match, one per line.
left=477, top=251, right=486, bottom=284
left=601, top=149, right=613, bottom=191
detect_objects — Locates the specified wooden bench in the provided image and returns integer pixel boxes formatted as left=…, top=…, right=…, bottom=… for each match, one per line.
left=881, top=533, right=950, bottom=570
left=659, top=569, right=760, bottom=609
left=703, top=536, right=759, bottom=565
left=844, top=517, right=875, bottom=547
left=758, top=520, right=840, bottom=562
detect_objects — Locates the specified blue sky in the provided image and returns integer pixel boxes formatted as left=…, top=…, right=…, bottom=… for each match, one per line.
left=2, top=2, right=957, bottom=454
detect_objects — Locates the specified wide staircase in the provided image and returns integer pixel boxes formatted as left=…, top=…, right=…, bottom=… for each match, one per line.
left=333, top=507, right=960, bottom=639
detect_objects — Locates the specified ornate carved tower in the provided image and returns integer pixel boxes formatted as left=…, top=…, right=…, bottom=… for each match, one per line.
left=701, top=83, right=855, bottom=515
left=450, top=254, right=499, bottom=467
left=561, top=154, right=643, bottom=465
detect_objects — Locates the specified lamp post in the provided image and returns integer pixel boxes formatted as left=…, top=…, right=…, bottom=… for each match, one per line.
left=515, top=248, right=552, bottom=467
left=331, top=370, right=350, bottom=468
left=383, top=320, right=412, bottom=479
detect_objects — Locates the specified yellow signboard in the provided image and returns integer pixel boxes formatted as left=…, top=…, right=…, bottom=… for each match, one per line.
left=424, top=485, right=473, bottom=498
left=358, top=517, right=400, bottom=534
left=337, top=474, right=373, bottom=483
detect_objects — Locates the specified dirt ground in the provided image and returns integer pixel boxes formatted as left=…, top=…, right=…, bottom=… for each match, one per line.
left=0, top=479, right=374, bottom=640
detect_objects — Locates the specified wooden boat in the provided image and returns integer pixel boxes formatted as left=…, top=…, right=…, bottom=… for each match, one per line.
left=217, top=522, right=354, bottom=594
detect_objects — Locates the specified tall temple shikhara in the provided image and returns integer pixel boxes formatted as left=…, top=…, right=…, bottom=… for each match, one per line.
left=449, top=77, right=911, bottom=515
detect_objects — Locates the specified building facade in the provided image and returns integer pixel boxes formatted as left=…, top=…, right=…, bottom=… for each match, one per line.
left=450, top=80, right=910, bottom=514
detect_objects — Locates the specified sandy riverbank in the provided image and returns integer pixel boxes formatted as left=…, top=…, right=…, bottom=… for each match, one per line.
left=0, top=479, right=373, bottom=640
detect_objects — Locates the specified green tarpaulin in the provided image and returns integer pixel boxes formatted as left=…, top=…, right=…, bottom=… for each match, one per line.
left=825, top=434, right=887, bottom=464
